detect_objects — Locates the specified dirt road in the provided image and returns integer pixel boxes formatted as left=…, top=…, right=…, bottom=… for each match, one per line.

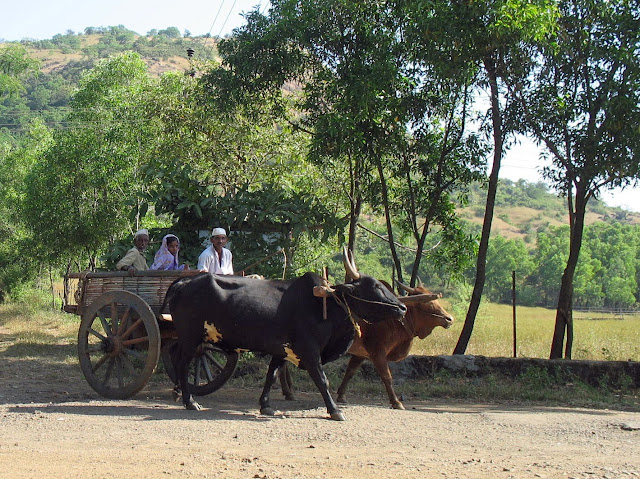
left=1, top=368, right=639, bottom=479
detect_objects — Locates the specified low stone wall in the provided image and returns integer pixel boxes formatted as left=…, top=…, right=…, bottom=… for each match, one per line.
left=383, top=355, right=640, bottom=388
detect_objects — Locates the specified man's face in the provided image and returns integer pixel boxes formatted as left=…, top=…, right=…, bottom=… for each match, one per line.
left=135, top=234, right=149, bottom=251
left=211, top=235, right=228, bottom=249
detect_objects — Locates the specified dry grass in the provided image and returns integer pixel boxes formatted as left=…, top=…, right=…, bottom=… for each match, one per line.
left=0, top=295, right=78, bottom=364
left=411, top=302, right=640, bottom=361
left=3, top=294, right=638, bottom=363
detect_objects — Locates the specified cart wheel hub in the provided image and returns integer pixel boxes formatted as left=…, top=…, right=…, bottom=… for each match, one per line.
left=103, top=335, right=123, bottom=356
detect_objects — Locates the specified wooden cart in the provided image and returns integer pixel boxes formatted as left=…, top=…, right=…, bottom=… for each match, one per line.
left=64, top=270, right=239, bottom=399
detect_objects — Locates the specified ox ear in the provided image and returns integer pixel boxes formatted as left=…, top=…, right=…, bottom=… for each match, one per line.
left=398, top=293, right=441, bottom=304
left=333, top=282, right=357, bottom=295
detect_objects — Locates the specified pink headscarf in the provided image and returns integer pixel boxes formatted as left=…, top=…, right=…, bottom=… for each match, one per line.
left=150, top=234, right=184, bottom=270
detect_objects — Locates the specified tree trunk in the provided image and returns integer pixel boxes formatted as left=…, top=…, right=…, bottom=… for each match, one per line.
left=409, top=200, right=439, bottom=287
left=347, top=154, right=362, bottom=254
left=454, top=55, right=503, bottom=355
left=550, top=192, right=587, bottom=359
left=376, top=159, right=404, bottom=284
left=347, top=195, right=361, bottom=255
left=63, top=260, right=72, bottom=308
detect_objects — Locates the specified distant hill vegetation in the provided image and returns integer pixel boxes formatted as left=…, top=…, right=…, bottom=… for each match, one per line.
left=23, top=26, right=217, bottom=76
left=0, top=26, right=218, bottom=135
left=459, top=179, right=640, bottom=244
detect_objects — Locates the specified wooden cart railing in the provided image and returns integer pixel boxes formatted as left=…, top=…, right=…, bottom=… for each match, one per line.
left=64, top=270, right=202, bottom=317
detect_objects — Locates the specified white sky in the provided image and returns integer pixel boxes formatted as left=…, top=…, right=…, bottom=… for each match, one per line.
left=0, top=0, right=268, bottom=40
left=502, top=136, right=640, bottom=213
left=2, top=0, right=638, bottom=212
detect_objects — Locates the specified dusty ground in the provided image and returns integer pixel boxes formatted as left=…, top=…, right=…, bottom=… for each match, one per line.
left=1, top=356, right=639, bottom=479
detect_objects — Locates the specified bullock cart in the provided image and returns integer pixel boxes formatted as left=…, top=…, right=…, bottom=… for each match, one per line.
left=63, top=270, right=239, bottom=399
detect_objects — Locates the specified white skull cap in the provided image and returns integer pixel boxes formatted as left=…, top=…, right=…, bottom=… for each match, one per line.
left=134, top=229, right=149, bottom=238
left=211, top=227, right=227, bottom=237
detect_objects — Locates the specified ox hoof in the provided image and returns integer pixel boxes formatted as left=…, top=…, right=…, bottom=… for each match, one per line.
left=337, top=396, right=347, bottom=404
left=261, top=407, right=276, bottom=416
left=185, top=401, right=203, bottom=411
left=391, top=402, right=405, bottom=410
left=284, top=393, right=296, bottom=401
left=330, top=410, right=346, bottom=421
left=172, top=387, right=182, bottom=402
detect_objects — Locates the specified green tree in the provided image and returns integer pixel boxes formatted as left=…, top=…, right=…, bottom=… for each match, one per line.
left=0, top=44, right=39, bottom=97
left=23, top=52, right=153, bottom=268
left=530, top=228, right=568, bottom=306
left=513, top=0, right=640, bottom=358
left=205, top=0, right=486, bottom=286
left=584, top=223, right=638, bottom=309
left=430, top=0, right=558, bottom=355
left=0, top=45, right=41, bottom=297
left=484, top=236, right=534, bottom=303
left=0, top=120, right=52, bottom=297
left=135, top=69, right=346, bottom=275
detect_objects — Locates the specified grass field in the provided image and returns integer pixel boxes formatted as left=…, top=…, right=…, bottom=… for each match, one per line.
left=2, top=292, right=639, bottom=362
left=410, top=301, right=640, bottom=362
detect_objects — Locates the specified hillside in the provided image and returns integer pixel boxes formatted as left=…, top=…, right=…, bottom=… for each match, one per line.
left=22, top=32, right=216, bottom=77
left=0, top=26, right=219, bottom=135
left=459, top=179, right=640, bottom=243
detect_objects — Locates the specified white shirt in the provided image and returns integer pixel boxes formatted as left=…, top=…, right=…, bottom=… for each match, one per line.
left=197, top=245, right=234, bottom=274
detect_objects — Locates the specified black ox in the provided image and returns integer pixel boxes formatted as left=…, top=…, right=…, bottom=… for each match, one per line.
left=162, top=249, right=408, bottom=421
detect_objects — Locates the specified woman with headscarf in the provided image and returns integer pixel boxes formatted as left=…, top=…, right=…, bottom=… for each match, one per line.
left=150, top=234, right=188, bottom=270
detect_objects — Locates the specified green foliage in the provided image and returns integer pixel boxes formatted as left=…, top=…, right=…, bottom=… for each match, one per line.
left=484, top=236, right=534, bottom=303
left=466, top=221, right=640, bottom=309
left=0, top=10, right=639, bottom=339
left=208, top=0, right=487, bottom=285
left=464, top=178, right=617, bottom=217
left=22, top=52, right=152, bottom=266
left=0, top=44, right=39, bottom=97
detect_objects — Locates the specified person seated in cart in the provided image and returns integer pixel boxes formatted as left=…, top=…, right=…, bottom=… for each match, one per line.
left=116, top=229, right=150, bottom=275
left=150, top=234, right=189, bottom=271
left=197, top=227, right=234, bottom=274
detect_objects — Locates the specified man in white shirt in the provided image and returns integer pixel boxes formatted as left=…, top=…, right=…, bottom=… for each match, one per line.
left=197, top=227, right=234, bottom=274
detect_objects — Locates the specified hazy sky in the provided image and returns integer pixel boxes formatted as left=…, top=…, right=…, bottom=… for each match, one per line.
left=2, top=0, right=638, bottom=211
left=0, top=0, right=267, bottom=40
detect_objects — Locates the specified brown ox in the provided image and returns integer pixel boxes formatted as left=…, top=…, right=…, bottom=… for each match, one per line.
left=278, top=280, right=453, bottom=410
left=335, top=281, right=453, bottom=409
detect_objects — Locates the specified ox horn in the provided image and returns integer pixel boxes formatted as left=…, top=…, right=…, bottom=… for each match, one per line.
left=395, top=280, right=416, bottom=295
left=313, top=285, right=335, bottom=297
left=342, top=246, right=360, bottom=280
left=397, top=292, right=441, bottom=304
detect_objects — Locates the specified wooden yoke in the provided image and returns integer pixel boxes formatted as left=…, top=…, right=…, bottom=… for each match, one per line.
left=322, top=266, right=328, bottom=320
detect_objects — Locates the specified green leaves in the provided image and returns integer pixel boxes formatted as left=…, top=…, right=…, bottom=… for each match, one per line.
left=0, top=44, right=40, bottom=98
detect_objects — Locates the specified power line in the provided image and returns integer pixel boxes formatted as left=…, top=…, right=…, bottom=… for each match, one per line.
left=207, top=1, right=227, bottom=36
left=202, top=0, right=227, bottom=59
left=217, top=0, right=239, bottom=38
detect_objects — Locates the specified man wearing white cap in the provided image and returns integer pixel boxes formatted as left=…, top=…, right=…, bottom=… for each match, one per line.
left=116, top=229, right=150, bottom=275
left=197, top=227, right=234, bottom=275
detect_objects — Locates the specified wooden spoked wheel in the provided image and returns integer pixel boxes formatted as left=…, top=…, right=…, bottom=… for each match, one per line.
left=162, top=340, right=239, bottom=396
left=77, top=290, right=160, bottom=399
